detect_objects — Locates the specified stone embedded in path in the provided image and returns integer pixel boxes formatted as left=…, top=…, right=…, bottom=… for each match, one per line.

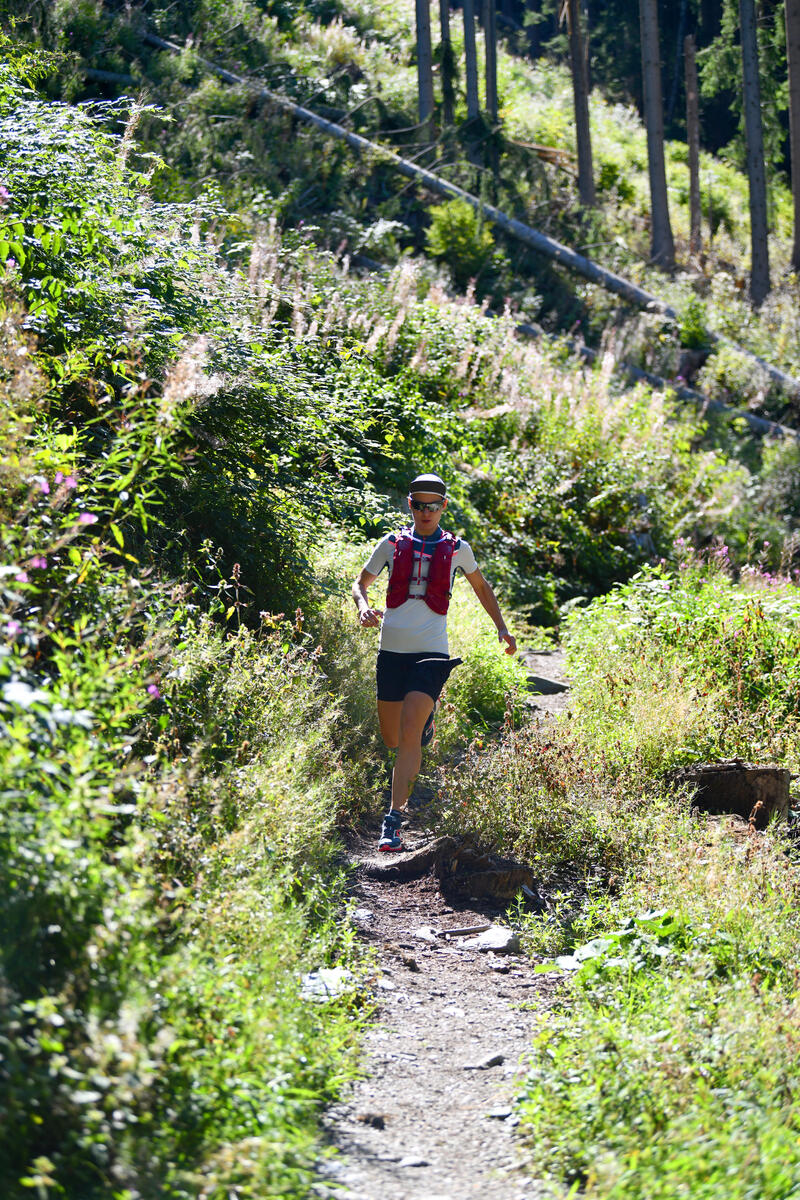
left=356, top=1111, right=385, bottom=1129
left=397, top=1156, right=430, bottom=1168
left=462, top=925, right=521, bottom=955
left=664, top=758, right=790, bottom=827
left=526, top=673, right=569, bottom=695
left=464, top=1052, right=505, bottom=1071
left=413, top=924, right=439, bottom=942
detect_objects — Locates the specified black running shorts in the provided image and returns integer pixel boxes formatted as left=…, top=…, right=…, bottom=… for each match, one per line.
left=376, top=650, right=462, bottom=703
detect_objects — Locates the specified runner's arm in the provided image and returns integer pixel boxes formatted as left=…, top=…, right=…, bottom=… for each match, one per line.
left=464, top=567, right=517, bottom=655
left=352, top=568, right=384, bottom=628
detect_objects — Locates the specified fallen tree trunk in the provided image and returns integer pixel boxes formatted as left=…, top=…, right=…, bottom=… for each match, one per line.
left=141, top=30, right=800, bottom=405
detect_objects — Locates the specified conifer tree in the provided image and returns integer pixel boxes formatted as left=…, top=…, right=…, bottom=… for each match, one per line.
left=439, top=0, right=456, bottom=127
left=562, top=0, right=595, bottom=207
left=786, top=0, right=800, bottom=270
left=416, top=0, right=435, bottom=138
left=739, top=0, right=770, bottom=302
left=639, top=0, right=675, bottom=268
left=463, top=0, right=480, bottom=119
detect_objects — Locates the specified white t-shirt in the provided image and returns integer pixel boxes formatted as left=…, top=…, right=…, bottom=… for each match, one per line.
left=362, top=528, right=478, bottom=654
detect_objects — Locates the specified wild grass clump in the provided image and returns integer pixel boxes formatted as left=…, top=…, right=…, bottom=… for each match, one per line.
left=563, top=553, right=800, bottom=776
left=511, top=551, right=800, bottom=1197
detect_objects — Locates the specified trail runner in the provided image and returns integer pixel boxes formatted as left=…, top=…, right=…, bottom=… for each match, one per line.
left=353, top=473, right=517, bottom=851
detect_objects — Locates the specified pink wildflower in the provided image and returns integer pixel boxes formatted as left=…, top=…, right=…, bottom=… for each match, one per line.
left=147, top=683, right=161, bottom=699
left=14, top=571, right=29, bottom=583
left=78, top=512, right=98, bottom=525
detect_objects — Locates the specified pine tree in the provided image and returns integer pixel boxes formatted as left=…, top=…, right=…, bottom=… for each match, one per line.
left=639, top=0, right=675, bottom=268
left=416, top=0, right=435, bottom=139
left=786, top=0, right=800, bottom=270
left=439, top=0, right=456, bottom=127
left=484, top=0, right=499, bottom=122
left=463, top=0, right=480, bottom=119
left=685, top=32, right=702, bottom=255
left=562, top=0, right=595, bottom=207
left=738, top=0, right=770, bottom=303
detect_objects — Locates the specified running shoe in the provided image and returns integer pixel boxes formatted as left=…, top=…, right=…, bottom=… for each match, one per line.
left=378, top=809, right=404, bottom=852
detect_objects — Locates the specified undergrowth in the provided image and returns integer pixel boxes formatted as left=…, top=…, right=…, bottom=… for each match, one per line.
left=488, top=555, right=800, bottom=1198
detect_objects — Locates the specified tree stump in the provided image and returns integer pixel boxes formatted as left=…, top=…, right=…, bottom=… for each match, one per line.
left=664, top=759, right=790, bottom=828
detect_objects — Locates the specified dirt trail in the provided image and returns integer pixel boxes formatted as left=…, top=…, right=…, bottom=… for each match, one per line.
left=316, top=650, right=569, bottom=1200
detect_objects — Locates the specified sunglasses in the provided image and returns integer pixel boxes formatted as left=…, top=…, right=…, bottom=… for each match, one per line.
left=409, top=498, right=444, bottom=513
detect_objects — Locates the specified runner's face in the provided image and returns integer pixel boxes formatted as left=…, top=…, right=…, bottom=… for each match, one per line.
left=408, top=492, right=447, bottom=534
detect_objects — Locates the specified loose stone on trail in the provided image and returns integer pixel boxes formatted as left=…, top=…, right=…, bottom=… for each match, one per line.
left=300, top=967, right=356, bottom=1001
left=464, top=1052, right=505, bottom=1070
left=526, top=674, right=569, bottom=695
left=413, top=924, right=439, bottom=942
left=462, top=925, right=521, bottom=955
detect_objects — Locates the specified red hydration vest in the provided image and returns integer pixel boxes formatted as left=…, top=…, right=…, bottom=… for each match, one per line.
left=385, top=528, right=456, bottom=616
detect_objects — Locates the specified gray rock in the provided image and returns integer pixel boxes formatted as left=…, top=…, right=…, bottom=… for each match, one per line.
left=464, top=1052, right=505, bottom=1070
left=527, top=674, right=569, bottom=694
left=397, top=1156, right=430, bottom=1168
left=300, top=967, right=356, bottom=1001
left=463, top=925, right=521, bottom=955
left=486, top=957, right=510, bottom=974
left=413, top=924, right=439, bottom=942
left=486, top=1106, right=514, bottom=1120
left=356, top=1111, right=385, bottom=1129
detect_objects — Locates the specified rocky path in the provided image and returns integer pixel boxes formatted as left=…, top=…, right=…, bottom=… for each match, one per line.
left=315, top=650, right=569, bottom=1200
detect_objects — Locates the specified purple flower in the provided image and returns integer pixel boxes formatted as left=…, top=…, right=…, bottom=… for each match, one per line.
left=14, top=571, right=29, bottom=583
left=39, top=478, right=50, bottom=495
left=29, top=556, right=47, bottom=569
left=147, top=683, right=161, bottom=699
left=5, top=620, right=21, bottom=637
left=65, top=475, right=77, bottom=489
left=0, top=185, right=9, bottom=203
left=78, top=512, right=98, bottom=525
left=5, top=258, right=16, bottom=270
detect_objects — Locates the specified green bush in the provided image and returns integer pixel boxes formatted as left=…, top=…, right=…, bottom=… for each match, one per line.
left=424, top=198, right=496, bottom=291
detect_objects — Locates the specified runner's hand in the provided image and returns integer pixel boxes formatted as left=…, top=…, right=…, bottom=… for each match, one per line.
left=359, top=607, right=384, bottom=628
left=498, top=628, right=517, bottom=655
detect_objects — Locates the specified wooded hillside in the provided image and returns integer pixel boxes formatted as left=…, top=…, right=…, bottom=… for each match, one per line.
left=3, top=5, right=800, bottom=1197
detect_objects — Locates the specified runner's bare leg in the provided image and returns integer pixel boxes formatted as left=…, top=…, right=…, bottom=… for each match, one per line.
left=391, top=690, right=434, bottom=810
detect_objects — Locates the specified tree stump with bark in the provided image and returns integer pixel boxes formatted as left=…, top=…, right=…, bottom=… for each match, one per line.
left=664, top=759, right=790, bottom=828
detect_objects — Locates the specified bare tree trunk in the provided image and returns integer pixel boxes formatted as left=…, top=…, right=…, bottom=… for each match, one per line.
left=786, top=0, right=800, bottom=271
left=739, top=0, right=770, bottom=304
left=483, top=0, right=498, bottom=122
left=416, top=0, right=435, bottom=138
left=439, top=0, right=456, bottom=127
left=666, top=0, right=689, bottom=123
left=463, top=0, right=480, bottom=119
left=639, top=0, right=675, bottom=269
left=684, top=33, right=702, bottom=255
left=564, top=0, right=595, bottom=207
